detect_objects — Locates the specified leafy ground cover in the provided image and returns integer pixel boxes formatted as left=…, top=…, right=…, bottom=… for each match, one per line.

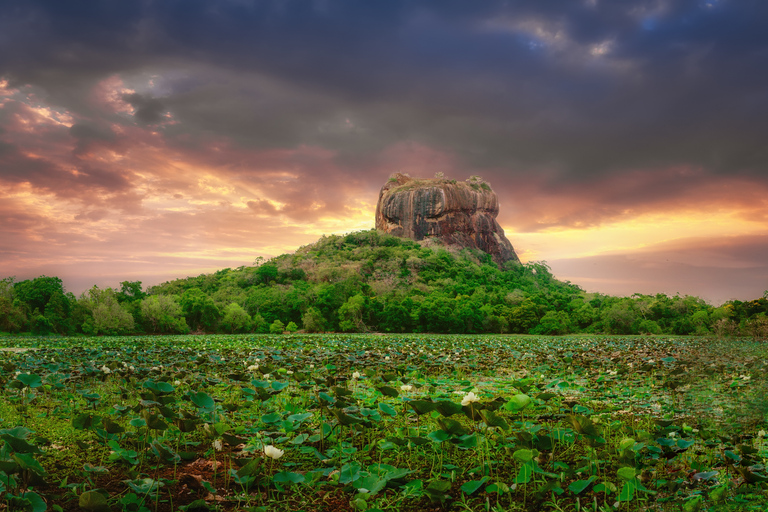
left=0, top=334, right=766, bottom=512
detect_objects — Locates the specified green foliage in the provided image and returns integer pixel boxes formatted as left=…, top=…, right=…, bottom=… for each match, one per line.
left=140, top=295, right=188, bottom=334
left=13, top=275, right=64, bottom=315
left=220, top=303, right=252, bottom=333
left=2, top=230, right=767, bottom=336
left=80, top=286, right=134, bottom=335
left=180, top=288, right=220, bottom=332
left=269, top=319, right=285, bottom=334
left=301, top=307, right=325, bottom=333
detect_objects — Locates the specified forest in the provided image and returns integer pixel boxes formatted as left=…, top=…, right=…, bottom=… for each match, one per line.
left=1, top=230, right=767, bottom=338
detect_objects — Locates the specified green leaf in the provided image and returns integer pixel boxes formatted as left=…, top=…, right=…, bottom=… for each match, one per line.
left=427, top=430, right=450, bottom=443
left=377, top=386, right=399, bottom=398
left=17, top=373, right=42, bottom=388
left=568, top=476, right=596, bottom=495
left=13, top=453, right=47, bottom=476
left=425, top=479, right=452, bottom=503
left=515, top=461, right=533, bottom=484
left=567, top=414, right=599, bottom=437
left=434, top=400, right=463, bottom=417
left=261, top=412, right=282, bottom=424
left=682, top=495, right=703, bottom=512
left=617, top=467, right=636, bottom=481
left=407, top=400, right=437, bottom=415
left=340, top=463, right=362, bottom=484
left=72, top=413, right=99, bottom=430
left=378, top=402, right=397, bottom=416
left=461, top=477, right=489, bottom=495
left=0, top=433, right=41, bottom=454
left=79, top=489, right=110, bottom=512
left=479, top=409, right=509, bottom=430
left=513, top=449, right=537, bottom=463
left=190, top=391, right=215, bottom=412
left=437, top=417, right=468, bottom=436
left=287, top=412, right=313, bottom=423
left=504, top=393, right=532, bottom=411
left=618, top=480, right=635, bottom=502
left=273, top=471, right=305, bottom=484
left=618, top=437, right=635, bottom=451
left=271, top=381, right=289, bottom=391
left=18, top=492, right=47, bottom=512
left=330, top=408, right=363, bottom=426
left=237, top=458, right=262, bottom=477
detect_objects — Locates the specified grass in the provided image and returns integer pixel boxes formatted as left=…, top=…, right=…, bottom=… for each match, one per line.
left=0, top=333, right=766, bottom=511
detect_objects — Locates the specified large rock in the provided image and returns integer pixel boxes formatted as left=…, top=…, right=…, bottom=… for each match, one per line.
left=375, top=173, right=520, bottom=266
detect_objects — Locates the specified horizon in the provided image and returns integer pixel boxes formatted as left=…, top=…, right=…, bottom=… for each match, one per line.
left=1, top=1, right=767, bottom=306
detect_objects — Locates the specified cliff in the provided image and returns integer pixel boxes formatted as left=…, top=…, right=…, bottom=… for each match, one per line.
left=375, top=173, right=520, bottom=266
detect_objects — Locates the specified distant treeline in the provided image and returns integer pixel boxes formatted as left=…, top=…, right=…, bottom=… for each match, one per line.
left=2, top=230, right=767, bottom=338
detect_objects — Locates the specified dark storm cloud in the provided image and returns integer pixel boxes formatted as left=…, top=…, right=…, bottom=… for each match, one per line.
left=0, top=139, right=133, bottom=202
left=69, top=122, right=117, bottom=156
left=1, top=1, right=768, bottom=225
left=121, top=93, right=166, bottom=124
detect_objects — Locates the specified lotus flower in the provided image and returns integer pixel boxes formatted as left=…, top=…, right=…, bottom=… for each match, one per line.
left=461, top=391, right=480, bottom=406
left=264, top=445, right=284, bottom=459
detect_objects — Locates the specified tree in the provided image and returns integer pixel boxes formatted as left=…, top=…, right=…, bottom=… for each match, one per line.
left=252, top=314, right=268, bottom=333
left=116, top=281, right=146, bottom=303
left=338, top=294, right=366, bottom=332
left=301, top=307, right=326, bottom=333
left=285, top=321, right=298, bottom=333
left=44, top=291, right=73, bottom=334
left=180, top=288, right=220, bottom=332
left=509, top=299, right=539, bottom=333
left=532, top=310, right=572, bottom=335
left=0, top=298, right=27, bottom=333
left=80, top=287, right=134, bottom=335
left=14, top=276, right=65, bottom=315
left=269, top=319, right=285, bottom=334
left=220, top=303, right=252, bottom=333
left=141, top=295, right=188, bottom=334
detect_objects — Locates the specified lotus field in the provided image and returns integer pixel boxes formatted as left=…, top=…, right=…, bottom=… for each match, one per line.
left=0, top=334, right=767, bottom=512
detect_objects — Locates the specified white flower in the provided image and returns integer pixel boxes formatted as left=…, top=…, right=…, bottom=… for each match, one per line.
left=352, top=371, right=361, bottom=380
left=212, top=439, right=223, bottom=451
left=286, top=370, right=294, bottom=375
left=174, top=380, right=181, bottom=386
left=385, top=356, right=390, bottom=361
left=461, top=392, right=480, bottom=406
left=264, top=445, right=284, bottom=459
left=740, top=375, right=751, bottom=381
left=400, top=384, right=413, bottom=392
left=100, top=365, right=111, bottom=374
left=247, top=364, right=259, bottom=371
left=263, top=373, right=270, bottom=380
left=668, top=432, right=676, bottom=438
left=309, top=364, right=315, bottom=369
left=758, top=430, right=766, bottom=438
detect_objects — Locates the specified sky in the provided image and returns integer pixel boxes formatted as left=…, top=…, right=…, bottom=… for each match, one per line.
left=1, top=0, right=767, bottom=306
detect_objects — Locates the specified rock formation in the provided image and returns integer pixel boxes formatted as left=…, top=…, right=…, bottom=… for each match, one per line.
left=375, top=173, right=520, bottom=266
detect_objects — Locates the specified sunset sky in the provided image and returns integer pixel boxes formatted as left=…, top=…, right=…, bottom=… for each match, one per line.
left=1, top=0, right=767, bottom=306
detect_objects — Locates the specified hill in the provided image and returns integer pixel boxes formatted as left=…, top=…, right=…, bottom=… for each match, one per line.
left=2, top=229, right=766, bottom=337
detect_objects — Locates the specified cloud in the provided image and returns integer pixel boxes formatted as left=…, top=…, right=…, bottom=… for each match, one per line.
left=1, top=0, right=768, bottom=301
left=121, top=92, right=166, bottom=124
left=548, top=234, right=768, bottom=306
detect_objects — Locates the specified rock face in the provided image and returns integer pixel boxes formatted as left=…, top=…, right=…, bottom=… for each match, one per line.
left=375, top=173, right=520, bottom=266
